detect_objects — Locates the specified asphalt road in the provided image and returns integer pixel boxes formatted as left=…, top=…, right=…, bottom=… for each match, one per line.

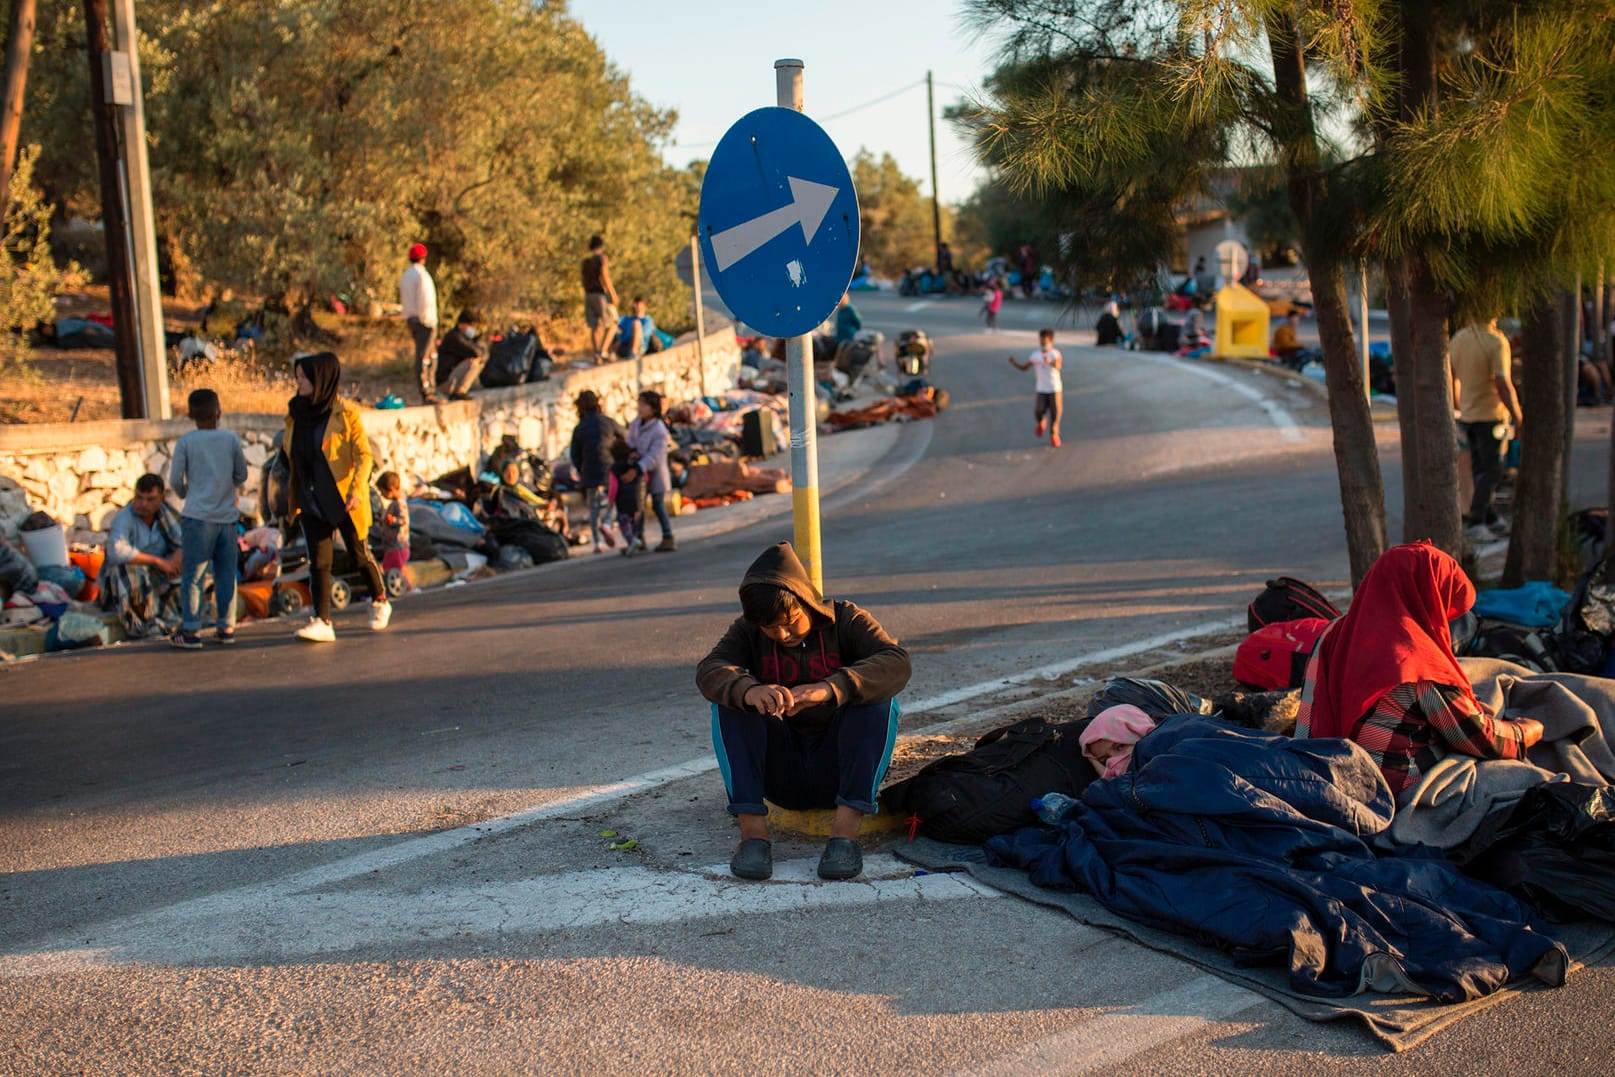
left=3, top=290, right=1613, bottom=1075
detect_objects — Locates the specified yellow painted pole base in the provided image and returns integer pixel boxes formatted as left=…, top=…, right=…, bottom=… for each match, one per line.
left=765, top=800, right=907, bottom=840
left=791, top=484, right=823, bottom=597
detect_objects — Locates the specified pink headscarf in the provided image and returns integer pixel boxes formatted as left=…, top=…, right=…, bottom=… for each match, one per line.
left=1080, top=704, right=1158, bottom=778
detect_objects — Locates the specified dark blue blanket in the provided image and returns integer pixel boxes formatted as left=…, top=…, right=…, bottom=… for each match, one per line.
left=986, top=717, right=1569, bottom=1002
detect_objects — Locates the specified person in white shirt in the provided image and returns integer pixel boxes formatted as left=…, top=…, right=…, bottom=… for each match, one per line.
left=399, top=242, right=440, bottom=404
left=1007, top=328, right=1065, bottom=447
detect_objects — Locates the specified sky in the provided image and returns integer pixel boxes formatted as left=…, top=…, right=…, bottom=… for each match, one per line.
left=570, top=0, right=1004, bottom=207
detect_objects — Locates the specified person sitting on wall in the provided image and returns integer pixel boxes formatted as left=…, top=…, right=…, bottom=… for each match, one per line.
left=98, top=473, right=185, bottom=638
left=615, top=297, right=660, bottom=360
left=697, top=542, right=912, bottom=883
left=433, top=310, right=488, bottom=401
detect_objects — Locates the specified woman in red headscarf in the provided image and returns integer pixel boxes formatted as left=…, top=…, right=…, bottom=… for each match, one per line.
left=1295, top=542, right=1543, bottom=798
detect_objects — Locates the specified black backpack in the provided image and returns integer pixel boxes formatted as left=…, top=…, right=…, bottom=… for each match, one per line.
left=883, top=717, right=1094, bottom=845
left=1247, top=576, right=1342, bottom=633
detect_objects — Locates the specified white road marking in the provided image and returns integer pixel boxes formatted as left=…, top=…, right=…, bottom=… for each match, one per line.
left=1, top=856, right=1001, bottom=975
left=902, top=618, right=1240, bottom=717
left=904, top=299, right=936, bottom=312
left=952, top=975, right=1262, bottom=1076
left=1129, top=352, right=1304, bottom=442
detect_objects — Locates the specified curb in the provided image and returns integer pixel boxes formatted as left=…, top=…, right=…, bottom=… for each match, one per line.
left=1196, top=353, right=1401, bottom=421
left=0, top=417, right=937, bottom=666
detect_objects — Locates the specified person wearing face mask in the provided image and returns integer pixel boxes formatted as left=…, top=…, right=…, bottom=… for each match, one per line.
left=431, top=310, right=487, bottom=402
left=283, top=352, right=393, bottom=642
left=697, top=543, right=912, bottom=883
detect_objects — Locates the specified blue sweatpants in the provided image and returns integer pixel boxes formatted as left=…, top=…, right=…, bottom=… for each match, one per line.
left=180, top=517, right=236, bottom=633
left=711, top=699, right=900, bottom=816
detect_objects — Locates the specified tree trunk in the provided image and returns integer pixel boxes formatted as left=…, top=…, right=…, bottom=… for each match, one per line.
left=1406, top=253, right=1460, bottom=554
left=82, top=0, right=143, bottom=418
left=1268, top=12, right=1388, bottom=586
left=1313, top=259, right=1390, bottom=585
left=1386, top=260, right=1420, bottom=536
left=1506, top=290, right=1571, bottom=585
left=0, top=0, right=36, bottom=206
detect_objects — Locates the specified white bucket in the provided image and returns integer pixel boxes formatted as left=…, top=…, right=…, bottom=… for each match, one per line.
left=20, top=521, right=68, bottom=567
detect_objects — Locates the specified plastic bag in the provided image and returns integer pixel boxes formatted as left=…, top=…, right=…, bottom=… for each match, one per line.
left=435, top=500, right=486, bottom=534
left=1458, top=782, right=1615, bottom=922
left=1086, top=676, right=1213, bottom=722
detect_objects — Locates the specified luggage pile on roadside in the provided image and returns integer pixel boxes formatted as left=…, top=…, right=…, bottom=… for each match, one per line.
left=0, top=513, right=114, bottom=656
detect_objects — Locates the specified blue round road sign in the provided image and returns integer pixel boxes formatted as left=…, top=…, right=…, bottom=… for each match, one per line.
left=698, top=107, right=860, bottom=338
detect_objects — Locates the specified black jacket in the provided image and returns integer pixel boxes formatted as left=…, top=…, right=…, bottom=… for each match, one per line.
left=435, top=327, right=487, bottom=384
left=696, top=543, right=912, bottom=728
left=568, top=413, right=619, bottom=489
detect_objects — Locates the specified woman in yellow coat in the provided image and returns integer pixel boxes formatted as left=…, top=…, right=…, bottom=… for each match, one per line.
left=284, top=352, right=392, bottom=642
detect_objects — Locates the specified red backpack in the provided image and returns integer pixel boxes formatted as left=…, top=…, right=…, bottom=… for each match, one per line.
left=1234, top=618, right=1331, bottom=691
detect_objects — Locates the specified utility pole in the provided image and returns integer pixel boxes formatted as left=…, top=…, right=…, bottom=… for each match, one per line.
left=110, top=0, right=169, bottom=419
left=775, top=58, right=824, bottom=597
left=82, top=0, right=143, bottom=418
left=927, top=70, right=942, bottom=271
left=0, top=0, right=37, bottom=205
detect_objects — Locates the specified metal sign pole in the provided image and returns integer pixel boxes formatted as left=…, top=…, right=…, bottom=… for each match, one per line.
left=775, top=58, right=823, bottom=597
left=689, top=234, right=708, bottom=402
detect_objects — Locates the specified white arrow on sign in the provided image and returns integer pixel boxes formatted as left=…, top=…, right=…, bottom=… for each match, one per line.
left=709, top=176, right=839, bottom=273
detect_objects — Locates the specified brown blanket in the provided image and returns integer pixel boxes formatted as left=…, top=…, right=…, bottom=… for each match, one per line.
left=681, top=460, right=790, bottom=500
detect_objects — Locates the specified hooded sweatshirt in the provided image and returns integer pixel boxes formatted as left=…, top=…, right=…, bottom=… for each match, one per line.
left=696, top=543, right=912, bottom=730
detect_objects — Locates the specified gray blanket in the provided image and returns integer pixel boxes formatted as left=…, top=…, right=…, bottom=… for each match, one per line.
left=1391, top=659, right=1615, bottom=850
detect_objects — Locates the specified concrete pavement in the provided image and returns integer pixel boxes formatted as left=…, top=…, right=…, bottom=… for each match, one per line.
left=4, top=290, right=1613, bottom=1074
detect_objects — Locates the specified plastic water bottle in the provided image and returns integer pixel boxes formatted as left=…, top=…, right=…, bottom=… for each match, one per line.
left=1031, top=792, right=1079, bottom=825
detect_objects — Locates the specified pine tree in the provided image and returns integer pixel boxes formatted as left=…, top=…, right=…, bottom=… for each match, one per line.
left=962, top=0, right=1388, bottom=584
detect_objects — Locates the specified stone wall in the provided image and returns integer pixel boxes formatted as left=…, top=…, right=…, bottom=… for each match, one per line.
left=0, top=326, right=741, bottom=541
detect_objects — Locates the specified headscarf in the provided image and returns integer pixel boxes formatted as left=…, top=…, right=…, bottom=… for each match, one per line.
left=1296, top=542, right=1481, bottom=740
left=1080, top=704, right=1158, bottom=778
left=289, top=352, right=341, bottom=425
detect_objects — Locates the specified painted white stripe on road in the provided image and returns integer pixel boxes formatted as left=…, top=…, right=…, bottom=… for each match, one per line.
left=1129, top=352, right=1304, bottom=442
left=2, top=856, right=1002, bottom=975
left=904, top=299, right=936, bottom=312
left=903, top=618, right=1240, bottom=718
left=953, top=975, right=1262, bottom=1077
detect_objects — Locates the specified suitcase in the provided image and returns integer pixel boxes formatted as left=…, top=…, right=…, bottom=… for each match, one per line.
left=741, top=408, right=778, bottom=458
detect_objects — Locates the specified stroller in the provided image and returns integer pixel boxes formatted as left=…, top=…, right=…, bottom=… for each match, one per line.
left=894, top=330, right=932, bottom=378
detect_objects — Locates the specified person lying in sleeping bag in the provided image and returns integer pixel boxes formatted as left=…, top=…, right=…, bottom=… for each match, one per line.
left=697, top=542, right=911, bottom=883
left=1296, top=541, right=1543, bottom=799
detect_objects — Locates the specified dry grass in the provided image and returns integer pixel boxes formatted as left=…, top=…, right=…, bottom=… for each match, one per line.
left=0, top=289, right=595, bottom=424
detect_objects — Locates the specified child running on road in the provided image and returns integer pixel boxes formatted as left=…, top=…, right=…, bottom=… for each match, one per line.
left=981, top=278, right=1004, bottom=332
left=1007, top=327, right=1064, bottom=447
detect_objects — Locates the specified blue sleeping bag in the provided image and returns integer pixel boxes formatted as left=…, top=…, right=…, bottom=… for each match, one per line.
left=986, top=717, right=1568, bottom=1002
left=1472, top=582, right=1571, bottom=628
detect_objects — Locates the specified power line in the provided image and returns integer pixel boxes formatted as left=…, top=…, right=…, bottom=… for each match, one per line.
left=669, top=78, right=927, bottom=151
left=818, top=79, right=926, bottom=122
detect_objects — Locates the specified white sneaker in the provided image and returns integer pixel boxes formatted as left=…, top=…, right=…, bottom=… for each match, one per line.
left=1465, top=523, right=1497, bottom=545
left=296, top=617, right=335, bottom=643
left=370, top=600, right=392, bottom=631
